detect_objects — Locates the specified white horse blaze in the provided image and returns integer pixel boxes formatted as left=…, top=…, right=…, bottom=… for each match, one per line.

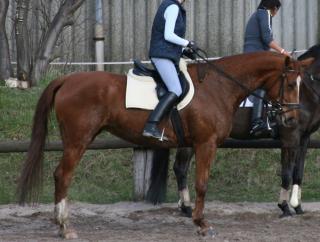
left=296, top=76, right=301, bottom=102
left=54, top=199, right=68, bottom=225
left=290, top=185, right=301, bottom=208
left=178, top=187, right=191, bottom=207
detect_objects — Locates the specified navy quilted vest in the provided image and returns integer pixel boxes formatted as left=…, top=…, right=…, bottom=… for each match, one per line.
left=149, top=0, right=186, bottom=64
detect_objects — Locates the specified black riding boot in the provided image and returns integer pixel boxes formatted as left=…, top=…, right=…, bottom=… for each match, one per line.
left=143, top=92, right=178, bottom=141
left=250, top=89, right=270, bottom=136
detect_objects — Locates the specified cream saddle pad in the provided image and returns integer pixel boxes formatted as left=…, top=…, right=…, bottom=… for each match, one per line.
left=126, top=59, right=195, bottom=110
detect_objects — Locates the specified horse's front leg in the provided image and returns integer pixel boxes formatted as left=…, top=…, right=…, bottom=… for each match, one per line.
left=193, top=140, right=217, bottom=237
left=290, top=136, right=310, bottom=215
left=278, top=147, right=296, bottom=218
left=174, top=147, right=194, bottom=217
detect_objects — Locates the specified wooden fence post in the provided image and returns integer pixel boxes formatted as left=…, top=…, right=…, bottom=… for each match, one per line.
left=132, top=148, right=153, bottom=201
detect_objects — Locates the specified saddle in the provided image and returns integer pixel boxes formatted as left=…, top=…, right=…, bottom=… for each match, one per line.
left=132, top=60, right=190, bottom=101
left=127, top=59, right=194, bottom=146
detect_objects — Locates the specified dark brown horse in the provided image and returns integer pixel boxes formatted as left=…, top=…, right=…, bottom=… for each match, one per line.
left=18, top=52, right=310, bottom=238
left=277, top=45, right=320, bottom=217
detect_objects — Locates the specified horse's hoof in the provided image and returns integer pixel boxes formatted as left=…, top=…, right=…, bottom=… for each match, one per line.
left=278, top=202, right=292, bottom=218
left=294, top=205, right=304, bottom=215
left=180, top=204, right=192, bottom=218
left=279, top=212, right=292, bottom=218
left=60, top=228, right=78, bottom=239
left=197, top=226, right=217, bottom=238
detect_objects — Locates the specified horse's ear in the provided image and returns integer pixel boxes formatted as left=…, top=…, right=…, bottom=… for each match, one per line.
left=299, top=57, right=315, bottom=68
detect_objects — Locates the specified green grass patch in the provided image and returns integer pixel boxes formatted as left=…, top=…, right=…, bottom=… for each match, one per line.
left=1, top=75, right=320, bottom=204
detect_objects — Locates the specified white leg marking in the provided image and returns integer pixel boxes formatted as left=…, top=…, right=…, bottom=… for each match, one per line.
left=290, top=185, right=300, bottom=208
left=54, top=199, right=68, bottom=225
left=278, top=188, right=290, bottom=204
left=179, top=187, right=191, bottom=207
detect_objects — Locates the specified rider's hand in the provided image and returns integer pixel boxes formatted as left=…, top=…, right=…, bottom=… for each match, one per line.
left=281, top=49, right=291, bottom=57
left=187, top=41, right=198, bottom=51
left=182, top=48, right=197, bottom=60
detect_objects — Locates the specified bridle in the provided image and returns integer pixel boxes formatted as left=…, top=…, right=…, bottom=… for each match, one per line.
left=191, top=48, right=301, bottom=116
left=276, top=68, right=301, bottom=114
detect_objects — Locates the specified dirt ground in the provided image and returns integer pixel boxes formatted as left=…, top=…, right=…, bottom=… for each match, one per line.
left=1, top=201, right=320, bottom=242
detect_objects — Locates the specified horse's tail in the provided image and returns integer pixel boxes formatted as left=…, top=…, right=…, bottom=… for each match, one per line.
left=17, top=77, right=65, bottom=204
left=146, top=148, right=170, bottom=204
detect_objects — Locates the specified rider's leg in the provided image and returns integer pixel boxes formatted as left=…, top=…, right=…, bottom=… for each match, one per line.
left=250, top=89, right=269, bottom=136
left=142, top=58, right=182, bottom=140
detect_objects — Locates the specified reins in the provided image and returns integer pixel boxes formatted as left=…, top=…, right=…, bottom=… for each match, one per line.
left=191, top=47, right=301, bottom=114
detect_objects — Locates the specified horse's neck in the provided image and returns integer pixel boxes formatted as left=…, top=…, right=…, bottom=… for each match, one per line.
left=301, top=83, right=320, bottom=117
left=213, top=56, right=278, bottom=109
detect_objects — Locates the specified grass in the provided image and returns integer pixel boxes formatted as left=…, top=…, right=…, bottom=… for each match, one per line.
left=1, top=74, right=320, bottom=205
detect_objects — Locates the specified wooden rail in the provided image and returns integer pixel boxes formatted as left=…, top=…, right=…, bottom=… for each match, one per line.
left=1, top=138, right=320, bottom=153
left=2, top=137, right=319, bottom=201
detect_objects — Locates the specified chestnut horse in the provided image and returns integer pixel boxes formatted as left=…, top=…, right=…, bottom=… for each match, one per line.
left=18, top=52, right=307, bottom=238
left=146, top=48, right=318, bottom=220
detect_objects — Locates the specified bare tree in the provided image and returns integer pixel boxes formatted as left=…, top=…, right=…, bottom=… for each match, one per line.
left=15, top=0, right=85, bottom=86
left=0, top=0, right=12, bottom=80
left=15, top=0, right=32, bottom=82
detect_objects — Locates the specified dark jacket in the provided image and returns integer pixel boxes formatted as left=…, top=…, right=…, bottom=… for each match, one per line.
left=243, top=9, right=274, bottom=53
left=149, top=0, right=186, bottom=64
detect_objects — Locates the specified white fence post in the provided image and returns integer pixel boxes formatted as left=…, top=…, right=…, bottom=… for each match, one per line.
left=132, top=148, right=153, bottom=201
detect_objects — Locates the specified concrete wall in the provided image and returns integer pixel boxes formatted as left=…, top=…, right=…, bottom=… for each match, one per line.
left=5, top=0, right=319, bottom=73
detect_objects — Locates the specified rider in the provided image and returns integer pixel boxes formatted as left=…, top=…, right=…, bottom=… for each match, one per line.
left=142, top=0, right=196, bottom=141
left=244, top=0, right=291, bottom=136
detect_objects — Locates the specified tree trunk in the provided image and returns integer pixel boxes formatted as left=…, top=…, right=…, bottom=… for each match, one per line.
left=0, top=0, right=12, bottom=80
left=15, top=0, right=32, bottom=83
left=14, top=0, right=85, bottom=86
left=31, top=0, right=85, bottom=85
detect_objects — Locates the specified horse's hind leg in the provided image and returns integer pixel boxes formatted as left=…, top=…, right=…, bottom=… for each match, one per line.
left=53, top=121, right=99, bottom=238
left=54, top=143, right=88, bottom=239
left=174, top=147, right=194, bottom=217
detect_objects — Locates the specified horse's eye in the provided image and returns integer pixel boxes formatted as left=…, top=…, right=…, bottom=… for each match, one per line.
left=288, top=83, right=296, bottom=90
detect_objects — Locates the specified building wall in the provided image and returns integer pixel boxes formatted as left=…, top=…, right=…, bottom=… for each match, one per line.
left=5, top=0, right=319, bottom=73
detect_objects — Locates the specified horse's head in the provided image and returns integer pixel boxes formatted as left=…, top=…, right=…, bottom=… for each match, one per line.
left=266, top=56, right=314, bottom=128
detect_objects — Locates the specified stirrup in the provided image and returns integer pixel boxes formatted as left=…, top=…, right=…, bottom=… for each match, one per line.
left=142, top=126, right=168, bottom=141
left=159, top=128, right=166, bottom=141
left=250, top=120, right=271, bottom=136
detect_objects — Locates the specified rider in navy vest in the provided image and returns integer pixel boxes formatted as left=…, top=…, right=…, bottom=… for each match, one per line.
left=143, top=0, right=197, bottom=141
left=244, top=0, right=290, bottom=136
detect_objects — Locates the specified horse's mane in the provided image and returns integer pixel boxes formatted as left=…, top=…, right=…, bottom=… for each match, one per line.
left=215, top=51, right=282, bottom=62
left=298, top=44, right=320, bottom=61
